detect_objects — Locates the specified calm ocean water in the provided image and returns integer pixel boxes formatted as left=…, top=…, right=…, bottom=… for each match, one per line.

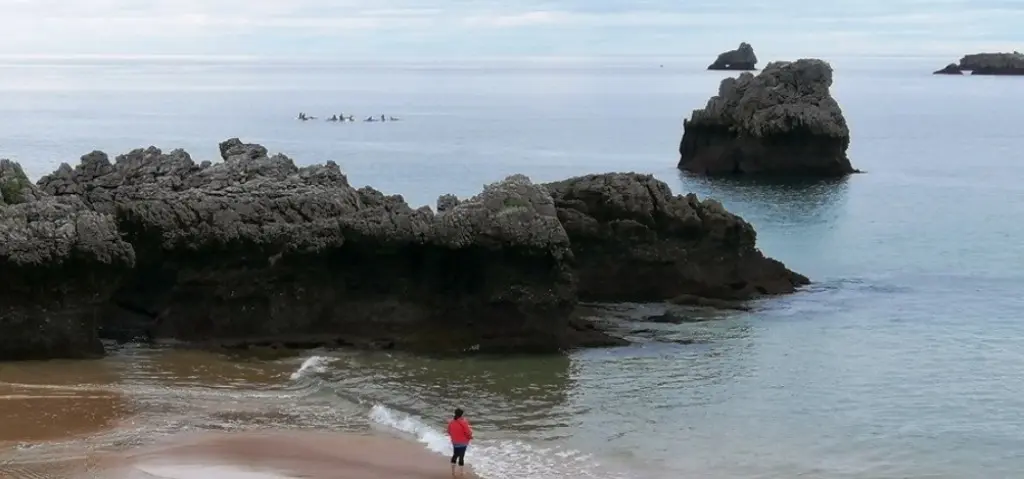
left=1, top=56, right=1023, bottom=478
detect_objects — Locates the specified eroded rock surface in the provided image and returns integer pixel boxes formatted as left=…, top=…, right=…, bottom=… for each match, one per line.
left=0, top=164, right=134, bottom=359
left=679, top=58, right=856, bottom=176
left=1, top=139, right=809, bottom=360
left=546, top=173, right=808, bottom=301
left=37, top=139, right=578, bottom=354
left=708, top=42, right=758, bottom=71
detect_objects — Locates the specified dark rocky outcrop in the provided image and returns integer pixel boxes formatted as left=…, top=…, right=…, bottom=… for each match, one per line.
left=956, top=52, right=1024, bottom=75
left=933, top=63, right=962, bottom=75
left=0, top=139, right=808, bottom=360
left=545, top=173, right=808, bottom=302
left=0, top=161, right=135, bottom=360
left=679, top=58, right=857, bottom=177
left=37, top=139, right=577, bottom=355
left=708, top=42, right=758, bottom=71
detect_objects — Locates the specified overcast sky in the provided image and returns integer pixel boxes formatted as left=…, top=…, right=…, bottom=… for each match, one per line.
left=0, top=0, right=1020, bottom=59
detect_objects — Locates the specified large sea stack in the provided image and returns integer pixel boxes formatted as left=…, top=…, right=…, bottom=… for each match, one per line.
left=0, top=139, right=808, bottom=360
left=708, top=42, right=758, bottom=71
left=679, top=58, right=856, bottom=177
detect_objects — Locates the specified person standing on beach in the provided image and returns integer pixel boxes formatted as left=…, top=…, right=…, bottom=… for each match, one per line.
left=447, top=408, right=473, bottom=477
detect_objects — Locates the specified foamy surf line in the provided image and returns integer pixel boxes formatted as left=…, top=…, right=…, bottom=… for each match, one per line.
left=284, top=355, right=622, bottom=478
left=369, top=404, right=622, bottom=479
left=289, top=355, right=336, bottom=381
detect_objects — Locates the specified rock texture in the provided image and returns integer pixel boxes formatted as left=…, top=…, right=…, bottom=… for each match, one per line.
left=37, top=139, right=580, bottom=354
left=933, top=63, right=963, bottom=75
left=708, top=42, right=758, bottom=71
left=679, top=58, right=857, bottom=177
left=1, top=139, right=808, bottom=360
left=0, top=160, right=135, bottom=360
left=956, top=52, right=1024, bottom=75
left=545, top=173, right=808, bottom=301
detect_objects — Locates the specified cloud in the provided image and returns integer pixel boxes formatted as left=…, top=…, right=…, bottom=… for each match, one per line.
left=0, top=0, right=1019, bottom=58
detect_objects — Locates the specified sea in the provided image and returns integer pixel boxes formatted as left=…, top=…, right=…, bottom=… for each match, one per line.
left=0, top=55, right=1023, bottom=478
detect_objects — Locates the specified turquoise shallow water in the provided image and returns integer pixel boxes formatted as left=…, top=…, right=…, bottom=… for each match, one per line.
left=1, top=56, right=1023, bottom=478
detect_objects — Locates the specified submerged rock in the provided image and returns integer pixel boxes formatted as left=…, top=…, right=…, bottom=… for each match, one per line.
left=933, top=63, right=963, bottom=75
left=546, top=173, right=807, bottom=301
left=708, top=42, right=758, bottom=71
left=0, top=177, right=135, bottom=360
left=957, top=52, right=1024, bottom=75
left=679, top=58, right=857, bottom=177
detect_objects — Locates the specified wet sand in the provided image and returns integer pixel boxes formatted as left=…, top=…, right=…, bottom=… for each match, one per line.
left=104, top=430, right=479, bottom=478
left=0, top=384, right=129, bottom=445
left=0, top=349, right=492, bottom=478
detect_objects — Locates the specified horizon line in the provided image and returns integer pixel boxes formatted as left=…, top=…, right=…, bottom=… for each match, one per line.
left=0, top=52, right=974, bottom=63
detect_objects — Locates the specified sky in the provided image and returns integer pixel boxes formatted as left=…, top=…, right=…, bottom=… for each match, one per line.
left=0, top=0, right=1020, bottom=60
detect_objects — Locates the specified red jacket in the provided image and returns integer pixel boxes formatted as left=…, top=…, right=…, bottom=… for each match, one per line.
left=448, top=417, right=473, bottom=445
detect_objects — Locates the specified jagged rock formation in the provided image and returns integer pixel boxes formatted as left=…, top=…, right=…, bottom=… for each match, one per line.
left=956, top=52, right=1024, bottom=75
left=933, top=63, right=962, bottom=75
left=36, top=139, right=583, bottom=354
left=0, top=161, right=135, bottom=360
left=679, top=58, right=857, bottom=177
left=545, top=173, right=808, bottom=301
left=708, top=42, right=758, bottom=71
left=1, top=139, right=808, bottom=359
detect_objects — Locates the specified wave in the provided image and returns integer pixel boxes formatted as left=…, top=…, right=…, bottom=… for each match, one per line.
left=285, top=354, right=628, bottom=478
left=368, top=404, right=623, bottom=479
left=288, top=356, right=335, bottom=381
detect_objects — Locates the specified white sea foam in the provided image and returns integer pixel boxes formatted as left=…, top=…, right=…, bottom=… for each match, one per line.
left=288, top=356, right=335, bottom=381
left=368, top=404, right=620, bottom=479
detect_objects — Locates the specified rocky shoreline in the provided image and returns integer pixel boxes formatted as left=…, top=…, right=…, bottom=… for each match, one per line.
left=0, top=139, right=808, bottom=361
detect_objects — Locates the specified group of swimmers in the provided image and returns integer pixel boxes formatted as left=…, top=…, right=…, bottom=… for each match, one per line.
left=296, top=112, right=401, bottom=122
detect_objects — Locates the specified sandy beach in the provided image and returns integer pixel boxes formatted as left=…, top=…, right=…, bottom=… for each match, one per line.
left=3, top=430, right=479, bottom=479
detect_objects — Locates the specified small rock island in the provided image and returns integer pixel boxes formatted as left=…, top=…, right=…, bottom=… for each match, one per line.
left=1, top=139, right=809, bottom=361
left=708, top=42, right=758, bottom=71
left=933, top=52, right=1024, bottom=75
left=679, top=58, right=857, bottom=177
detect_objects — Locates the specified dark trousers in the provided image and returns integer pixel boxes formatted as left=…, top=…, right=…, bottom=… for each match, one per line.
left=451, top=445, right=467, bottom=466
